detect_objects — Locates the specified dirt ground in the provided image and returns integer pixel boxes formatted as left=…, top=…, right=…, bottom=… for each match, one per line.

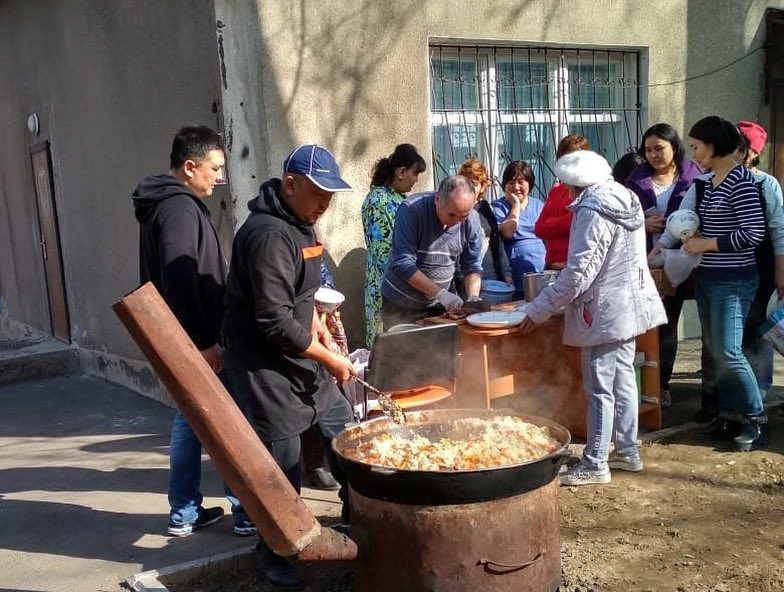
left=558, top=404, right=784, bottom=592
left=171, top=340, right=784, bottom=592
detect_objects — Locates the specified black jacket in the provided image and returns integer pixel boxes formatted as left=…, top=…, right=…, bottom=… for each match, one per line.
left=222, top=179, right=342, bottom=440
left=132, top=174, right=227, bottom=350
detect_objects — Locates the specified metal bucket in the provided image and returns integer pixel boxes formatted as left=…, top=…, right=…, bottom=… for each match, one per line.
left=522, top=271, right=559, bottom=302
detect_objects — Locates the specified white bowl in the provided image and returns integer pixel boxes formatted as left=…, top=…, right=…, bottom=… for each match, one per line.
left=314, top=287, right=345, bottom=312
left=466, top=310, right=526, bottom=329
left=666, top=210, right=700, bottom=240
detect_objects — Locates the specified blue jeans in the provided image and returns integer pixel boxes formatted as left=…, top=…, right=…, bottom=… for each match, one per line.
left=747, top=339, right=774, bottom=392
left=742, top=275, right=775, bottom=392
left=168, top=372, right=249, bottom=527
left=695, top=273, right=764, bottom=420
left=581, top=338, right=639, bottom=472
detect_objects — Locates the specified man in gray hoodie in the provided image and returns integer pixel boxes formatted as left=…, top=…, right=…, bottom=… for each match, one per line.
left=520, top=150, right=667, bottom=486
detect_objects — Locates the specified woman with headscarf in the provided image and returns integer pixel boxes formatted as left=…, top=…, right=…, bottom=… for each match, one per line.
left=520, top=150, right=666, bottom=485
left=735, top=121, right=784, bottom=403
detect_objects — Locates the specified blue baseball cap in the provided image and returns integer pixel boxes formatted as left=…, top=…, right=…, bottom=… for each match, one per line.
left=283, top=144, right=352, bottom=192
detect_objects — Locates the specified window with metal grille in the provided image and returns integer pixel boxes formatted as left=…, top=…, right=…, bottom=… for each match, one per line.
left=430, top=45, right=644, bottom=200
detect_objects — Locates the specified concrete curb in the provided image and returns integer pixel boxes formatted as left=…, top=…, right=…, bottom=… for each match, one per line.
left=125, top=545, right=257, bottom=592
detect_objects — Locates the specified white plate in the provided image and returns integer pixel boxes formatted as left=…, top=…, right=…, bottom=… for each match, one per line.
left=766, top=290, right=784, bottom=318
left=466, top=310, right=526, bottom=329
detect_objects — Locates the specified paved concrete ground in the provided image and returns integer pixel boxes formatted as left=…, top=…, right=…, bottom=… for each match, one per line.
left=0, top=375, right=341, bottom=592
left=0, top=338, right=780, bottom=592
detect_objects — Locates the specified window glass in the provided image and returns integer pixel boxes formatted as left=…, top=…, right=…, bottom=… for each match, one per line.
left=431, top=58, right=480, bottom=111
left=429, top=46, right=643, bottom=197
left=496, top=60, right=549, bottom=111
left=498, top=124, right=554, bottom=201
left=432, top=123, right=482, bottom=181
left=567, top=61, right=624, bottom=110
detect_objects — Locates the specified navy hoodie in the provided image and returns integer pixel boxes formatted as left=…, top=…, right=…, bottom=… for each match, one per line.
left=132, top=174, right=227, bottom=350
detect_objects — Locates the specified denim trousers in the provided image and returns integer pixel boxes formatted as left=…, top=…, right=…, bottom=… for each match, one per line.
left=742, top=273, right=775, bottom=392
left=168, top=372, right=249, bottom=527
left=256, top=394, right=354, bottom=510
left=659, top=282, right=694, bottom=390
left=695, top=273, right=764, bottom=420
left=581, top=338, right=639, bottom=472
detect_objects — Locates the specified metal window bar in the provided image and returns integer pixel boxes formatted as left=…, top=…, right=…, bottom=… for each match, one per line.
left=429, top=44, right=644, bottom=201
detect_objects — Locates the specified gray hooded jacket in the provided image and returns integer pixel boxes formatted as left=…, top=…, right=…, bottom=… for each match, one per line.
left=526, top=179, right=667, bottom=347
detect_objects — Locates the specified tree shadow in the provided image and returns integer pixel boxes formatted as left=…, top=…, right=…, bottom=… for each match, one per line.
left=0, top=497, right=244, bottom=572
left=0, top=466, right=168, bottom=495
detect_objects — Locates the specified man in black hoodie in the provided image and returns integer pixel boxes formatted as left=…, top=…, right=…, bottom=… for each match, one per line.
left=222, top=144, right=357, bottom=588
left=132, top=125, right=254, bottom=538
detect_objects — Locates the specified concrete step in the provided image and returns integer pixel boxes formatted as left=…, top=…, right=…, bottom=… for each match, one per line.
left=0, top=336, right=80, bottom=386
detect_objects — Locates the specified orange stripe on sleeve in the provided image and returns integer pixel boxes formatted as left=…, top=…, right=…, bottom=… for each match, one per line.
left=302, top=242, right=324, bottom=259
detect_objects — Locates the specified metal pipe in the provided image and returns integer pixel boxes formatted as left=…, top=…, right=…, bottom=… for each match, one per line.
left=113, top=282, right=358, bottom=560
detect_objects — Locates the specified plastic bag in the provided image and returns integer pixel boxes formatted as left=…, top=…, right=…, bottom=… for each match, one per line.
left=661, top=248, right=701, bottom=287
left=647, top=250, right=665, bottom=269
left=341, top=349, right=370, bottom=419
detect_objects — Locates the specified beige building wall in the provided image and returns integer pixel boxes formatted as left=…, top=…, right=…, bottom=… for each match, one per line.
left=218, top=0, right=784, bottom=345
left=1, top=0, right=783, bottom=395
left=0, top=1, right=229, bottom=398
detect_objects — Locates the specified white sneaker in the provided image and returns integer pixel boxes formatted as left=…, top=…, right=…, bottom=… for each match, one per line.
left=607, top=452, right=643, bottom=472
left=559, top=462, right=611, bottom=486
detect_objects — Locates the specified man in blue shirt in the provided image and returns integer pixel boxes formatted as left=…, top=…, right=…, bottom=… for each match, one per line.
left=381, top=175, right=483, bottom=327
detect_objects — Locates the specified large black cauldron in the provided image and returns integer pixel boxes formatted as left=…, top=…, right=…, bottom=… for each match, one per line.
left=332, top=409, right=570, bottom=505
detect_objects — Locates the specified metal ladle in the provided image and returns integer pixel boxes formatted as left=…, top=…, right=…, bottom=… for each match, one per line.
left=353, top=376, right=407, bottom=425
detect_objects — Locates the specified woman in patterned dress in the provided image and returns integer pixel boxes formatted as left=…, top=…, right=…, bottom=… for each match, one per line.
left=361, top=144, right=426, bottom=346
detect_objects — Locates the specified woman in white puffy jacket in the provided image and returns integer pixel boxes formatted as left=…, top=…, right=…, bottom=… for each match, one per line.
left=520, top=150, right=667, bottom=486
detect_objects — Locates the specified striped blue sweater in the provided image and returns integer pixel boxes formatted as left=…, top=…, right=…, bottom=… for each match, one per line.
left=697, top=165, right=764, bottom=270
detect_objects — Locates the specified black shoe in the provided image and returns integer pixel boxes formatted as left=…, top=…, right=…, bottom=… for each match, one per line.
left=693, top=407, right=718, bottom=423
left=233, top=518, right=257, bottom=537
left=304, top=467, right=340, bottom=491
left=702, top=417, right=741, bottom=440
left=257, top=544, right=305, bottom=589
left=329, top=522, right=351, bottom=537
left=733, top=423, right=769, bottom=452
left=167, top=505, right=224, bottom=537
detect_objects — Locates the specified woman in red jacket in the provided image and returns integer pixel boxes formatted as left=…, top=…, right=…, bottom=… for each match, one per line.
left=534, top=134, right=590, bottom=269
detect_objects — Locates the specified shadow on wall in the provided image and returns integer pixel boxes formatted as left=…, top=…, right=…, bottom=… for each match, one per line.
left=323, top=247, right=367, bottom=351
left=684, top=3, right=767, bottom=126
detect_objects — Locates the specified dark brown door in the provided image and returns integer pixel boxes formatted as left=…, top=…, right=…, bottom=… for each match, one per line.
left=772, top=84, right=784, bottom=182
left=30, top=142, right=70, bottom=342
left=767, top=9, right=784, bottom=183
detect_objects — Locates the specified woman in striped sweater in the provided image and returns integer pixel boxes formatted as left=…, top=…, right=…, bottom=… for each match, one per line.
left=683, top=116, right=768, bottom=451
